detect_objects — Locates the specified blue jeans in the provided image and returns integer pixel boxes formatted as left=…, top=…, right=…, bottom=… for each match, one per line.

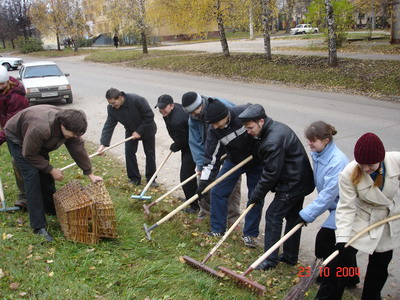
left=210, top=159, right=263, bottom=236
left=264, top=193, right=304, bottom=266
left=7, top=139, right=56, bottom=229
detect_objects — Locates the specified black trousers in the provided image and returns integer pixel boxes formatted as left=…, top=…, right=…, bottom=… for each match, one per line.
left=180, top=150, right=198, bottom=208
left=125, top=133, right=156, bottom=183
left=7, top=139, right=56, bottom=229
left=316, top=246, right=392, bottom=300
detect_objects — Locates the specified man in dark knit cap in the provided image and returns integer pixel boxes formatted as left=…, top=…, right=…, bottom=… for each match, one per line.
left=181, top=91, right=242, bottom=229
left=155, top=94, right=199, bottom=213
left=196, top=98, right=263, bottom=249
left=238, top=104, right=315, bottom=270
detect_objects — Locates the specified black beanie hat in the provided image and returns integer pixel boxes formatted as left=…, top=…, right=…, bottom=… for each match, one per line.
left=182, top=92, right=202, bottom=113
left=205, top=98, right=229, bottom=123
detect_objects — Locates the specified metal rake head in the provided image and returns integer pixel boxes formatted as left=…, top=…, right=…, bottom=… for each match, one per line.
left=182, top=255, right=221, bottom=278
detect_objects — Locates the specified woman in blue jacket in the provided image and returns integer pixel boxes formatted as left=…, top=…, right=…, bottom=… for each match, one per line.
left=298, top=121, right=359, bottom=287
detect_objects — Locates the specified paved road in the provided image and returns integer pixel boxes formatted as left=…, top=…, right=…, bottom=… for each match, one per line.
left=155, top=37, right=400, bottom=61
left=12, top=51, right=400, bottom=299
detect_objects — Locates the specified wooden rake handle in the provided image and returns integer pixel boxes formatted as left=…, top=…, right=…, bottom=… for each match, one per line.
left=205, top=203, right=255, bottom=261
left=153, top=155, right=253, bottom=227
left=148, top=173, right=198, bottom=208
left=140, top=150, right=173, bottom=195
left=322, top=213, right=400, bottom=267
left=0, top=178, right=5, bottom=203
left=60, top=136, right=135, bottom=171
left=250, top=222, right=304, bottom=270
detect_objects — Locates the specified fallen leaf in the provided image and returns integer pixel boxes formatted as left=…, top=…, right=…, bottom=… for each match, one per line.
left=2, top=233, right=13, bottom=240
left=9, top=282, right=20, bottom=290
left=178, top=256, right=186, bottom=263
left=191, top=232, right=199, bottom=237
left=48, top=272, right=54, bottom=277
left=90, top=266, right=96, bottom=270
left=46, top=260, right=54, bottom=264
left=26, top=254, right=33, bottom=259
left=86, top=248, right=95, bottom=252
left=19, top=292, right=27, bottom=296
left=0, top=269, right=4, bottom=279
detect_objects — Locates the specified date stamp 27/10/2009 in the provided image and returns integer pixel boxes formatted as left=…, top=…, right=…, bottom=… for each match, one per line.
left=298, top=266, right=361, bottom=278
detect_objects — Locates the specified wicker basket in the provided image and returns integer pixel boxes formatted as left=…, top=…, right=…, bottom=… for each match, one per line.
left=54, top=180, right=117, bottom=244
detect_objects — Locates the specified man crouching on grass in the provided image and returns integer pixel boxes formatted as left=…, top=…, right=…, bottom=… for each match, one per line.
left=5, top=105, right=103, bottom=242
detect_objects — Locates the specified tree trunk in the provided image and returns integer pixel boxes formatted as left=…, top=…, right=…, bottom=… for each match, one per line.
left=11, top=39, right=15, bottom=49
left=249, top=5, right=254, bottom=40
left=56, top=32, right=61, bottom=51
left=285, top=0, right=295, bottom=33
left=324, top=0, right=337, bottom=67
left=215, top=0, right=230, bottom=57
left=260, top=0, right=272, bottom=60
left=74, top=35, right=79, bottom=52
left=391, top=0, right=400, bottom=44
left=138, top=0, right=148, bottom=54
left=2, top=37, right=6, bottom=48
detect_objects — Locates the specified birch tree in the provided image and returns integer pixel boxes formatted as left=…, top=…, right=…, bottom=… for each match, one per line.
left=260, top=0, right=272, bottom=60
left=325, top=0, right=337, bottom=66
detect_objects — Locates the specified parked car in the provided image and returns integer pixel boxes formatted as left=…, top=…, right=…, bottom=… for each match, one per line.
left=18, top=61, right=73, bottom=104
left=290, top=24, right=319, bottom=35
left=0, top=55, right=24, bottom=70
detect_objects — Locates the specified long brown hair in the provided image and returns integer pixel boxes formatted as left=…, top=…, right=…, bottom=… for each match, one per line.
left=0, top=80, right=17, bottom=95
left=351, top=163, right=383, bottom=188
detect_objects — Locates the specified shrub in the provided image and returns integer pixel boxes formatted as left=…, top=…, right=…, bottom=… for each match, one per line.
left=16, top=37, right=44, bottom=53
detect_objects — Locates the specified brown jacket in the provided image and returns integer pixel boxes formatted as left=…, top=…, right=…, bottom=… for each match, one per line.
left=5, top=105, right=92, bottom=175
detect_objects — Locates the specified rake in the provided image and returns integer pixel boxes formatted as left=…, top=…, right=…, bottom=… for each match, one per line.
left=143, top=154, right=227, bottom=214
left=60, top=136, right=134, bottom=171
left=143, top=155, right=253, bottom=240
left=183, top=203, right=255, bottom=277
left=284, top=213, right=400, bottom=300
left=143, top=173, right=197, bottom=215
left=218, top=222, right=305, bottom=295
left=131, top=150, right=173, bottom=201
left=0, top=177, right=20, bottom=212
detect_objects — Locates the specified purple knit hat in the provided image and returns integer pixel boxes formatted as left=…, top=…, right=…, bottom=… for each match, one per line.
left=354, top=133, right=385, bottom=164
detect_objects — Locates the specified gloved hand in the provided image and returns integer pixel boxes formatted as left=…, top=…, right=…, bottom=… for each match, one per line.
left=196, top=180, right=211, bottom=197
left=295, top=215, right=307, bottom=226
left=248, top=196, right=262, bottom=205
left=169, top=143, right=180, bottom=152
left=335, top=242, right=347, bottom=255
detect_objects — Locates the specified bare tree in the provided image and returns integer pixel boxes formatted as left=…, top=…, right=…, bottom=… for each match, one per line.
left=215, top=0, right=230, bottom=56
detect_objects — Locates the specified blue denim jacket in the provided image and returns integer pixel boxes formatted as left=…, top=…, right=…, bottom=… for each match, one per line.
left=299, top=142, right=349, bottom=229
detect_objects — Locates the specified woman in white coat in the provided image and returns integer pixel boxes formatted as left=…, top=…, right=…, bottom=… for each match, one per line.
left=318, top=132, right=400, bottom=300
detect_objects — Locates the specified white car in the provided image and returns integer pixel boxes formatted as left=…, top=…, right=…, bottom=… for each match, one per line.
left=0, top=54, right=24, bottom=70
left=290, top=24, right=319, bottom=35
left=18, top=61, right=73, bottom=104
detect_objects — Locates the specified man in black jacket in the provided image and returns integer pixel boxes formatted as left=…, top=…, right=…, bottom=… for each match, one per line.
left=98, top=88, right=157, bottom=186
left=197, top=99, right=263, bottom=248
left=238, top=104, right=315, bottom=270
left=155, top=94, right=199, bottom=213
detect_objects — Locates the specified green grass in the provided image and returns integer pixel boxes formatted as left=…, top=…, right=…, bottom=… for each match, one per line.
left=26, top=48, right=103, bottom=57
left=0, top=145, right=359, bottom=299
left=84, top=50, right=400, bottom=100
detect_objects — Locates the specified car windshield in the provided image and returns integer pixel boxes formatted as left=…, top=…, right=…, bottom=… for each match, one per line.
left=296, top=25, right=303, bottom=28
left=23, top=65, right=63, bottom=78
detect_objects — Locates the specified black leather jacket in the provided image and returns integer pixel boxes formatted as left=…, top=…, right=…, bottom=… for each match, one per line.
left=250, top=117, right=315, bottom=202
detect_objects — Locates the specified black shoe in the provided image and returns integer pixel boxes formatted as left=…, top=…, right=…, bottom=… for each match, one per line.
left=14, top=199, right=28, bottom=210
left=184, top=206, right=199, bottom=214
left=129, top=180, right=141, bottom=186
left=254, top=260, right=277, bottom=271
left=242, top=236, right=257, bottom=248
left=149, top=181, right=159, bottom=188
left=279, top=256, right=297, bottom=266
left=206, top=232, right=224, bottom=237
left=33, top=228, right=53, bottom=242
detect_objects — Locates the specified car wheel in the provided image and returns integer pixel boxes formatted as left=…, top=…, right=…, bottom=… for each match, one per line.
left=314, top=30, right=318, bottom=33
left=2, top=63, right=12, bottom=71
left=66, top=95, right=73, bottom=104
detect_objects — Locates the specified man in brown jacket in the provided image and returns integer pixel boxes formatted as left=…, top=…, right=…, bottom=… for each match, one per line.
left=5, top=105, right=103, bottom=242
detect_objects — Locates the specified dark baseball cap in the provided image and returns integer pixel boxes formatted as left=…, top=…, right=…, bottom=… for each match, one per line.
left=155, top=94, right=173, bottom=109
